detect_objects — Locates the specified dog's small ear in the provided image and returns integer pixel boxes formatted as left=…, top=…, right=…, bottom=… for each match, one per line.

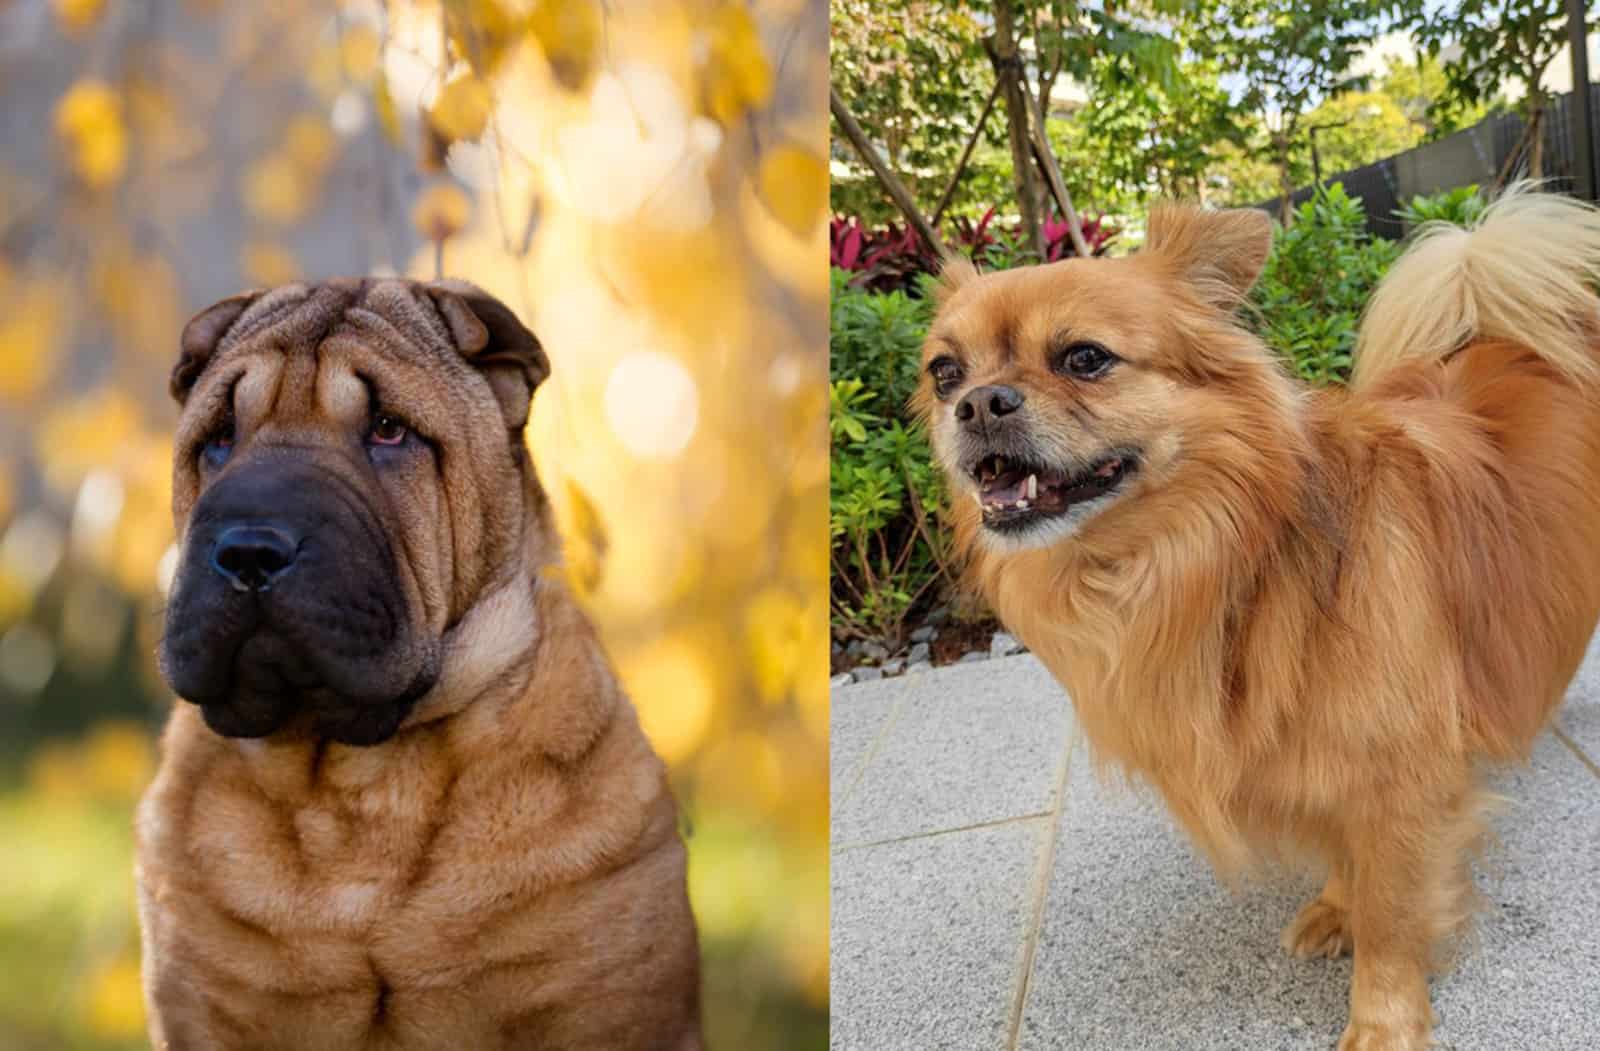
left=173, top=291, right=262, bottom=405
left=934, top=254, right=979, bottom=307
left=425, top=280, right=550, bottom=431
left=1145, top=204, right=1273, bottom=305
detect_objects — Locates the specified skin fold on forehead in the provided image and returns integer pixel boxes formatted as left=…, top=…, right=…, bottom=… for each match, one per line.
left=214, top=279, right=476, bottom=369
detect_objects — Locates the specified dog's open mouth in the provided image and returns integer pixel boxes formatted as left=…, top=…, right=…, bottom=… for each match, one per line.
left=969, top=452, right=1137, bottom=530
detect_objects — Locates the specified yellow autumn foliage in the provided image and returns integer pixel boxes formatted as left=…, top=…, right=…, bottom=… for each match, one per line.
left=430, top=72, right=494, bottom=142
left=412, top=182, right=474, bottom=242
left=54, top=79, right=127, bottom=188
left=758, top=144, right=830, bottom=237
left=52, top=0, right=106, bottom=33
left=0, top=279, right=67, bottom=403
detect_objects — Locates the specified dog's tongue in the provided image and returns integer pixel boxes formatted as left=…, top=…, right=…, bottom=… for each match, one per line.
left=983, top=475, right=1028, bottom=503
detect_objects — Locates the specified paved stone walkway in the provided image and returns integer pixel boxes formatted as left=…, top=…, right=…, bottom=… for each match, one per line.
left=831, top=639, right=1600, bottom=1050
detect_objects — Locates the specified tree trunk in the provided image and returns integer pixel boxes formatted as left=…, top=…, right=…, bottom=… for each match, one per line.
left=1529, top=95, right=1546, bottom=179
left=990, top=0, right=1044, bottom=259
left=1275, top=132, right=1294, bottom=225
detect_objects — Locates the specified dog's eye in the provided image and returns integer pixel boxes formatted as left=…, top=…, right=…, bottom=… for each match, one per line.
left=928, top=356, right=965, bottom=398
left=368, top=413, right=409, bottom=447
left=1056, top=342, right=1116, bottom=380
left=201, top=416, right=235, bottom=468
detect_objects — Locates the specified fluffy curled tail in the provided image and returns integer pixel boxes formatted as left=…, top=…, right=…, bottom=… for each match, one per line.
left=1352, top=183, right=1600, bottom=390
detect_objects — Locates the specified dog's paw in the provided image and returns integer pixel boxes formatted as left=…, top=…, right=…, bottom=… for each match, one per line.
left=1281, top=898, right=1353, bottom=959
left=1336, top=1021, right=1431, bottom=1051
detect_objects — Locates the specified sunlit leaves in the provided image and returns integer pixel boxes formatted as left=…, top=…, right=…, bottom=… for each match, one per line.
left=339, top=23, right=383, bottom=83
left=758, top=144, right=828, bottom=236
left=51, top=0, right=106, bottom=34
left=241, top=240, right=304, bottom=286
left=373, top=71, right=405, bottom=143
left=243, top=113, right=343, bottom=224
left=528, top=0, right=602, bottom=90
left=92, top=243, right=183, bottom=363
left=446, top=0, right=526, bottom=76
left=701, top=4, right=774, bottom=123
left=83, top=957, right=145, bottom=1038
left=620, top=635, right=717, bottom=762
left=0, top=278, right=67, bottom=404
left=34, top=389, right=143, bottom=495
left=54, top=80, right=127, bottom=189
left=412, top=181, right=474, bottom=242
left=429, top=70, right=495, bottom=142
left=242, top=154, right=310, bottom=223
left=559, top=477, right=609, bottom=599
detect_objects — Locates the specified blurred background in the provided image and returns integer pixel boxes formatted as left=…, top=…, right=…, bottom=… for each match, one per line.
left=0, top=1, right=829, bottom=1048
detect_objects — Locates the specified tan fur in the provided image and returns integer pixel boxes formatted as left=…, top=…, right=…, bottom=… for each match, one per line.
left=137, top=279, right=701, bottom=1050
left=919, top=195, right=1600, bottom=1050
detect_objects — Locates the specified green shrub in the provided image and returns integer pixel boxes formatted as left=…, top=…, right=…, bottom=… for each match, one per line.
left=829, top=270, right=955, bottom=641
left=1396, top=184, right=1485, bottom=228
left=1251, top=183, right=1399, bottom=385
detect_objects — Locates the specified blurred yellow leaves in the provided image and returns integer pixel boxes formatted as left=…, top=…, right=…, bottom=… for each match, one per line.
left=243, top=155, right=312, bottom=224
left=446, top=0, right=526, bottom=76
left=84, top=956, right=146, bottom=1038
left=559, top=478, right=608, bottom=600
left=528, top=0, right=601, bottom=90
left=622, top=635, right=715, bottom=763
left=93, top=243, right=183, bottom=364
left=35, top=389, right=142, bottom=495
left=241, top=240, right=303, bottom=286
left=413, top=182, right=474, bottom=242
left=702, top=5, right=773, bottom=124
left=52, top=0, right=106, bottom=34
left=430, top=71, right=494, bottom=143
left=0, top=278, right=67, bottom=404
left=744, top=587, right=813, bottom=703
left=339, top=24, right=383, bottom=83
left=28, top=722, right=155, bottom=805
left=243, top=114, right=341, bottom=225
left=54, top=80, right=127, bottom=189
left=285, top=115, right=337, bottom=171
left=758, top=144, right=828, bottom=236
left=374, top=73, right=404, bottom=144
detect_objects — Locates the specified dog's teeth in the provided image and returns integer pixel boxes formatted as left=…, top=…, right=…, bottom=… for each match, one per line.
left=1016, top=500, right=1030, bottom=511
left=1026, top=474, right=1037, bottom=500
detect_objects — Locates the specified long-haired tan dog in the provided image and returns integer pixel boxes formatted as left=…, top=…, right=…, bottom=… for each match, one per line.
left=136, top=279, right=701, bottom=1049
left=917, top=189, right=1600, bottom=1050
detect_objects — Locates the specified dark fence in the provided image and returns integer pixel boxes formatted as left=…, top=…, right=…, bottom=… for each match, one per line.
left=1256, top=84, right=1600, bottom=239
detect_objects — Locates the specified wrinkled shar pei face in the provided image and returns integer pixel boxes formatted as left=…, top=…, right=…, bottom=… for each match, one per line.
left=159, top=278, right=548, bottom=746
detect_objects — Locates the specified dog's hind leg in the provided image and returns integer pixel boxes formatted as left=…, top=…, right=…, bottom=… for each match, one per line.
left=1282, top=861, right=1354, bottom=960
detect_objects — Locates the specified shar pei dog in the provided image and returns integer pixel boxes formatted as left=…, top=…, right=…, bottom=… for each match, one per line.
left=135, top=278, right=701, bottom=1050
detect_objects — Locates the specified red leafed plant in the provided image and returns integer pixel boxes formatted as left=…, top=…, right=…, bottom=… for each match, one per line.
left=830, top=216, right=940, bottom=293
left=1042, top=212, right=1117, bottom=261
left=832, top=207, right=1117, bottom=293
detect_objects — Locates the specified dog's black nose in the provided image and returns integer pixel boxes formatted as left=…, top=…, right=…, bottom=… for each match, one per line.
left=211, top=525, right=299, bottom=592
left=955, top=384, right=1024, bottom=428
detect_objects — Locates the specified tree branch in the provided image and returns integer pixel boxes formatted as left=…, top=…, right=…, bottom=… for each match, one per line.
left=1017, top=74, right=1089, bottom=257
left=830, top=85, right=943, bottom=256
left=930, top=78, right=1003, bottom=229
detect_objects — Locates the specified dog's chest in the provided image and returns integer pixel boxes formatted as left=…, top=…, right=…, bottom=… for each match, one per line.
left=148, top=743, right=591, bottom=1046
